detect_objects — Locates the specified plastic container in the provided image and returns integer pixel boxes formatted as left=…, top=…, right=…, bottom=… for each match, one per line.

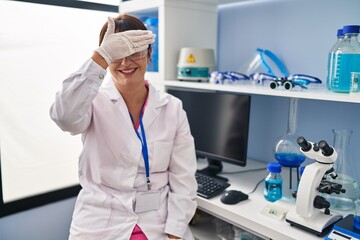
left=264, top=162, right=283, bottom=202
left=327, top=28, right=344, bottom=90
left=330, top=25, right=360, bottom=93
left=144, top=17, right=158, bottom=72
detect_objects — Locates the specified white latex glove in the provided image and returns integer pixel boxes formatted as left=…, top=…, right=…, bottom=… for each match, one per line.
left=95, top=17, right=155, bottom=65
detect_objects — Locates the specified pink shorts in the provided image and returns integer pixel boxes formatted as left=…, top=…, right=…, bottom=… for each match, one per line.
left=130, top=225, right=148, bottom=240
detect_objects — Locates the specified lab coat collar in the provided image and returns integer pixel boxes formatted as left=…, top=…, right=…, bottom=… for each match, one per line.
left=100, top=73, right=169, bottom=117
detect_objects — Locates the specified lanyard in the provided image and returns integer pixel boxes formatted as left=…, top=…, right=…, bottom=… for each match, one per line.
left=130, top=109, right=151, bottom=190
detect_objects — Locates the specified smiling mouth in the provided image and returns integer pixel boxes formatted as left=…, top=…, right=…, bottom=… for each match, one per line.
left=119, top=68, right=136, bottom=74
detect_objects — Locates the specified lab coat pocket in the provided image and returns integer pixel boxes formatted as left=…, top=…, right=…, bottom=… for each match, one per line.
left=72, top=191, right=112, bottom=231
left=152, top=141, right=173, bottom=172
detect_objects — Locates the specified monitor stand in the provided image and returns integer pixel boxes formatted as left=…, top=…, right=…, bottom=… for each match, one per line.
left=198, top=158, right=228, bottom=182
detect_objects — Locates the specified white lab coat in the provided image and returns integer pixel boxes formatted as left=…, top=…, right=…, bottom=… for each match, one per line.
left=50, top=59, right=198, bottom=240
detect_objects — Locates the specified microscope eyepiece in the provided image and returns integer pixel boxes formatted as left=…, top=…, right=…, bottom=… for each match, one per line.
left=318, top=140, right=334, bottom=157
left=297, top=136, right=312, bottom=152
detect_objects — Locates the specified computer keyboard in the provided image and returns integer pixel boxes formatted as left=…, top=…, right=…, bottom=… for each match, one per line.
left=195, top=171, right=231, bottom=199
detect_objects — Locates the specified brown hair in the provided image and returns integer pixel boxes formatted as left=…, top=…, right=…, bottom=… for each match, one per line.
left=99, top=14, right=152, bottom=58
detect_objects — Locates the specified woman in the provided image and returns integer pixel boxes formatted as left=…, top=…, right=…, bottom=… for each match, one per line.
left=50, top=14, right=198, bottom=240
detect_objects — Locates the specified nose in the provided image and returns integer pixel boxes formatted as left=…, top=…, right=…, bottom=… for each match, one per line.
left=120, top=57, right=129, bottom=65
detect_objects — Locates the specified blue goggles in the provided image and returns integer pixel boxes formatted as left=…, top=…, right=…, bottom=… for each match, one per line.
left=249, top=73, right=322, bottom=90
left=210, top=71, right=250, bottom=84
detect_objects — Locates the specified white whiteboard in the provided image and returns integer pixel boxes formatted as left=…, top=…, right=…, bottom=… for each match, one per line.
left=0, top=1, right=115, bottom=203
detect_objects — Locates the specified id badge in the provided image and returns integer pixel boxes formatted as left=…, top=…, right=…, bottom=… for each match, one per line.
left=134, top=190, right=161, bottom=213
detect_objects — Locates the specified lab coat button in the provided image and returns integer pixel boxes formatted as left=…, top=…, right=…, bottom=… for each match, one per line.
left=99, top=74, right=104, bottom=79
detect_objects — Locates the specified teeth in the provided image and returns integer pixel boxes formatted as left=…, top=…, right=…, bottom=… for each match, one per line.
left=121, top=69, right=135, bottom=74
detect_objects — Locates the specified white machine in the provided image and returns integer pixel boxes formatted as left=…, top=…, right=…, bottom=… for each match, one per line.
left=177, top=48, right=215, bottom=82
left=286, top=136, right=344, bottom=237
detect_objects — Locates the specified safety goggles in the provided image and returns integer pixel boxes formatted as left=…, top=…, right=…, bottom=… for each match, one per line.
left=113, top=50, right=147, bottom=63
left=211, top=71, right=250, bottom=84
left=249, top=73, right=322, bottom=90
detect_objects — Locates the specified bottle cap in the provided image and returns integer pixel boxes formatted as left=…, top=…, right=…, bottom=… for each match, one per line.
left=343, top=25, right=360, bottom=34
left=337, top=28, right=343, bottom=37
left=267, top=162, right=281, bottom=173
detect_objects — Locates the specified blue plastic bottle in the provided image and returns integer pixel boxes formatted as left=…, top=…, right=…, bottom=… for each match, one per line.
left=264, top=162, right=283, bottom=202
left=327, top=29, right=344, bottom=90
left=144, top=18, right=158, bottom=72
left=330, top=25, right=360, bottom=93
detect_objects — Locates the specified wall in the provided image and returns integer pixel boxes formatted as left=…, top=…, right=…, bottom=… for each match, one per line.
left=0, top=198, right=76, bottom=240
left=218, top=0, right=360, bottom=183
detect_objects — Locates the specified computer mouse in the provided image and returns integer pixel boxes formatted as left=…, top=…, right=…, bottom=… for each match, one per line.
left=220, top=190, right=249, bottom=205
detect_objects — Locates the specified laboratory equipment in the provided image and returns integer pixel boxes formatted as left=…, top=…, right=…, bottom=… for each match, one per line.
left=273, top=98, right=304, bottom=201
left=144, top=17, right=158, bottom=72
left=250, top=73, right=322, bottom=90
left=326, top=129, right=360, bottom=211
left=286, top=136, right=344, bottom=236
left=210, top=71, right=249, bottom=84
left=325, top=214, right=360, bottom=240
left=264, top=162, right=283, bottom=202
left=177, top=48, right=215, bottom=81
left=166, top=87, right=251, bottom=179
left=330, top=25, right=360, bottom=93
left=238, top=48, right=289, bottom=79
left=327, top=28, right=344, bottom=90
left=261, top=204, right=287, bottom=221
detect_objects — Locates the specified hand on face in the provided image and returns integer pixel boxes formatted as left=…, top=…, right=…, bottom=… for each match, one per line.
left=96, top=17, right=155, bottom=65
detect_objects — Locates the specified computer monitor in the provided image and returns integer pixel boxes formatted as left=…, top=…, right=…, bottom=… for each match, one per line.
left=166, top=87, right=251, bottom=180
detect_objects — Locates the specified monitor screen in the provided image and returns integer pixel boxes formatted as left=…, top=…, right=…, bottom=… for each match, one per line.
left=166, top=87, right=251, bottom=178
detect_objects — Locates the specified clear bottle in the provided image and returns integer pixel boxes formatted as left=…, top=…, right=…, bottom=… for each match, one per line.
left=330, top=25, right=360, bottom=93
left=264, top=162, right=283, bottom=202
left=327, top=28, right=344, bottom=90
left=144, top=18, right=158, bottom=72
left=326, top=129, right=360, bottom=211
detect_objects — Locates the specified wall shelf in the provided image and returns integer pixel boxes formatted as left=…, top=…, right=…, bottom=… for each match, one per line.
left=164, top=80, right=360, bottom=104
left=119, top=0, right=217, bottom=89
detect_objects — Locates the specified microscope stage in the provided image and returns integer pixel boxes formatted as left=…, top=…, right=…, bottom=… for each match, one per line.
left=286, top=207, right=342, bottom=236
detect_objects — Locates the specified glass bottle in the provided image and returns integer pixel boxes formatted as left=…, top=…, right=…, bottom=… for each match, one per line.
left=274, top=98, right=305, bottom=201
left=264, top=162, right=283, bottom=202
left=327, top=129, right=360, bottom=211
left=330, top=25, right=360, bottom=93
left=327, top=28, right=344, bottom=90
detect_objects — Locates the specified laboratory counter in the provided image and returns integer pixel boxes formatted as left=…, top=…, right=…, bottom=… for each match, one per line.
left=192, top=158, right=349, bottom=240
